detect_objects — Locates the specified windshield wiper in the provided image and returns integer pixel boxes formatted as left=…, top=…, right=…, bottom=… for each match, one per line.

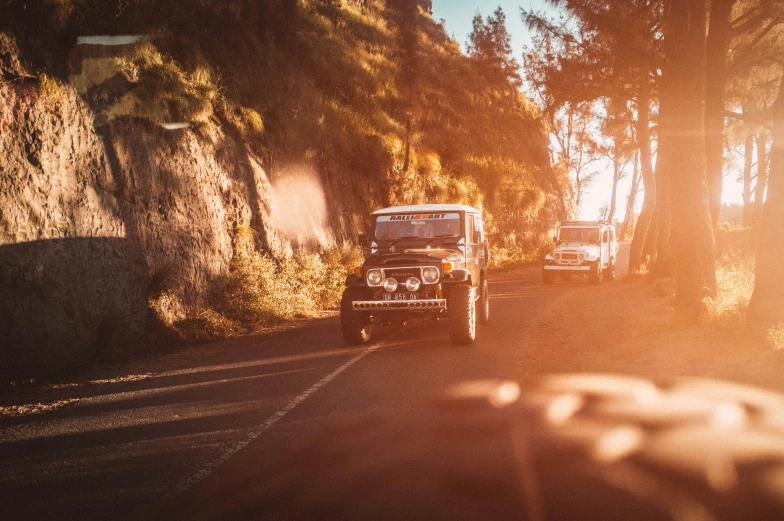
left=385, top=236, right=418, bottom=249
left=423, top=234, right=456, bottom=247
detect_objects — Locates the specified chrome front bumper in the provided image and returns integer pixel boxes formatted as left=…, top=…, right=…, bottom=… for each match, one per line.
left=543, top=265, right=591, bottom=271
left=352, top=299, right=447, bottom=311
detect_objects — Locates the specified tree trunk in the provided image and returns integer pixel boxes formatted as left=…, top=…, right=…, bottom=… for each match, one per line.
left=754, top=131, right=768, bottom=228
left=653, top=171, right=673, bottom=277
left=743, top=133, right=754, bottom=227
left=620, top=152, right=640, bottom=240
left=643, top=187, right=661, bottom=266
left=652, top=95, right=674, bottom=278
left=608, top=154, right=620, bottom=222
left=628, top=76, right=656, bottom=273
left=748, top=78, right=784, bottom=329
left=667, top=0, right=717, bottom=322
left=704, top=0, right=734, bottom=228
left=402, top=117, right=411, bottom=173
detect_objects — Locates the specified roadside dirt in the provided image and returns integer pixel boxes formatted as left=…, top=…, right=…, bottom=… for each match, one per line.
left=518, top=276, right=784, bottom=390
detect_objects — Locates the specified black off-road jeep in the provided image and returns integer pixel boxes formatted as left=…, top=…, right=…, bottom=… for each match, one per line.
left=340, top=204, right=489, bottom=345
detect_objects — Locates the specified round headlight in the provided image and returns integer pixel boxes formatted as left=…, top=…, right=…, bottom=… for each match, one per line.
left=383, top=278, right=398, bottom=292
left=367, top=269, right=382, bottom=286
left=422, top=267, right=439, bottom=283
left=406, top=277, right=421, bottom=292
left=578, top=253, right=586, bottom=262
left=554, top=253, right=561, bottom=260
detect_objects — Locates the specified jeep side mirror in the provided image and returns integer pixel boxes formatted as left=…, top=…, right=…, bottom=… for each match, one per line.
left=553, top=236, right=558, bottom=244
left=358, top=233, right=368, bottom=247
left=473, top=231, right=482, bottom=244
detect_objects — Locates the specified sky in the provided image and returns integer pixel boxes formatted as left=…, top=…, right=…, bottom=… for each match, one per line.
left=430, top=0, right=746, bottom=221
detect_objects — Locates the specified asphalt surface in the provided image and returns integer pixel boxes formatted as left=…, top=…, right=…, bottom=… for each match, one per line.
left=1, top=247, right=629, bottom=521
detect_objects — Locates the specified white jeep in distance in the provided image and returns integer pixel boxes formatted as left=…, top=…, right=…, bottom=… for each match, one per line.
left=542, top=221, right=618, bottom=285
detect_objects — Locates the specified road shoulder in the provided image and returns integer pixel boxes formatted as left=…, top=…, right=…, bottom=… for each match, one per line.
left=515, top=277, right=784, bottom=390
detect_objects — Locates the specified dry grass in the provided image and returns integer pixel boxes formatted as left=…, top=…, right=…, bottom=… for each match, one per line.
left=144, top=227, right=362, bottom=344
left=220, top=227, right=362, bottom=323
left=768, top=325, right=784, bottom=350
left=116, top=40, right=218, bottom=124
left=489, top=246, right=544, bottom=271
left=37, top=74, right=64, bottom=100
left=704, top=247, right=755, bottom=324
left=173, top=227, right=362, bottom=341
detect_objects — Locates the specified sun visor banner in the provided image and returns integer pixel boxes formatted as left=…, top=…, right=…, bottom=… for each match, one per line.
left=376, top=213, right=460, bottom=222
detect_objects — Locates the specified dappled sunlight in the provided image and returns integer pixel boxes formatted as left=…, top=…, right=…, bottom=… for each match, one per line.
left=0, top=367, right=318, bottom=432
left=269, top=167, right=328, bottom=245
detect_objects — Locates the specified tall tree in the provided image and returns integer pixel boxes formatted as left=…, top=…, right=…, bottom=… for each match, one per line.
left=651, top=73, right=675, bottom=278
left=743, top=132, right=755, bottom=226
left=387, top=0, right=420, bottom=173
left=705, top=0, right=737, bottom=228
left=748, top=76, right=784, bottom=328
left=666, top=0, right=717, bottom=321
left=619, top=151, right=641, bottom=240
left=468, top=8, right=521, bottom=94
left=754, top=130, right=769, bottom=226
left=628, top=75, right=656, bottom=272
left=522, top=35, right=599, bottom=215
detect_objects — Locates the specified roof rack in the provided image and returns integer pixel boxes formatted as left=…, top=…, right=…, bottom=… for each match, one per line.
left=561, top=220, right=615, bottom=227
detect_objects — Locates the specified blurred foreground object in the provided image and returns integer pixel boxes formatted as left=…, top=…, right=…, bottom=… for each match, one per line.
left=176, top=374, right=784, bottom=521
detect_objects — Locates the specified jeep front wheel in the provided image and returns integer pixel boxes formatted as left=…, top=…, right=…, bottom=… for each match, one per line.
left=604, top=257, right=617, bottom=281
left=589, top=260, right=604, bottom=285
left=447, top=285, right=476, bottom=344
left=340, top=287, right=372, bottom=345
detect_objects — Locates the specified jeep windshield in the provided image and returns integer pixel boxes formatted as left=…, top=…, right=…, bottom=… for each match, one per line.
left=374, top=213, right=461, bottom=241
left=559, top=227, right=600, bottom=242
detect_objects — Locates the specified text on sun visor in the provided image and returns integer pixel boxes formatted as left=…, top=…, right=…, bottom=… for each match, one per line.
left=379, top=213, right=455, bottom=221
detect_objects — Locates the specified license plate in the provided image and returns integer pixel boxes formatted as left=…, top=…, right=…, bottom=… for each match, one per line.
left=383, top=293, right=417, bottom=301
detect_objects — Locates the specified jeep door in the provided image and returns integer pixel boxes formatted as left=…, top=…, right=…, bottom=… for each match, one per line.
left=465, top=213, right=482, bottom=286
left=601, top=229, right=610, bottom=267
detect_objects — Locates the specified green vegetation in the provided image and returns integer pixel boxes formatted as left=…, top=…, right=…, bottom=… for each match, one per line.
left=705, top=238, right=755, bottom=324
left=2, top=0, right=565, bottom=342
left=702, top=228, right=781, bottom=351
left=3, top=0, right=563, bottom=242
left=150, top=227, right=364, bottom=341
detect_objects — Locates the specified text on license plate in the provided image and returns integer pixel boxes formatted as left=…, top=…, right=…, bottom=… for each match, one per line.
left=383, top=293, right=417, bottom=301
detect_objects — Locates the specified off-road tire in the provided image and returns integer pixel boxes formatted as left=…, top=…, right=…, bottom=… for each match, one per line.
left=446, top=285, right=476, bottom=344
left=478, top=277, right=490, bottom=325
left=542, top=269, right=556, bottom=285
left=339, top=287, right=372, bottom=345
left=589, top=260, right=604, bottom=284
left=236, top=375, right=784, bottom=521
left=605, top=257, right=617, bottom=281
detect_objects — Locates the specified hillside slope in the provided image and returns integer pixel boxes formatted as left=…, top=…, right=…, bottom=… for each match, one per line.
left=0, top=0, right=565, bottom=379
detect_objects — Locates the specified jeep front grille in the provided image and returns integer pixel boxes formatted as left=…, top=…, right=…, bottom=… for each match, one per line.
left=352, top=299, right=447, bottom=311
left=384, top=268, right=419, bottom=280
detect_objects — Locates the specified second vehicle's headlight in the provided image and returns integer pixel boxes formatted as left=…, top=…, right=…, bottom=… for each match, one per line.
left=406, top=277, right=421, bottom=292
left=383, top=278, right=398, bottom=292
left=367, top=269, right=382, bottom=286
left=422, top=267, right=439, bottom=283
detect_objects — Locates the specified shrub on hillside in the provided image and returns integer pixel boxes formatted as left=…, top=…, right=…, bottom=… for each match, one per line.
left=219, top=226, right=362, bottom=326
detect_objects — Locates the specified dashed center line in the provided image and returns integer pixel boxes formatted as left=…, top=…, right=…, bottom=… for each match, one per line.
left=169, top=342, right=382, bottom=495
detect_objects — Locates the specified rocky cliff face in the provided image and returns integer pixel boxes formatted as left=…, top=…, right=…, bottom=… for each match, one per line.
left=0, top=82, right=286, bottom=378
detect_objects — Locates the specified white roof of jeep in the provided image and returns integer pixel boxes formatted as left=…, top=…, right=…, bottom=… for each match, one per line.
left=372, top=204, right=480, bottom=215
left=560, top=221, right=614, bottom=229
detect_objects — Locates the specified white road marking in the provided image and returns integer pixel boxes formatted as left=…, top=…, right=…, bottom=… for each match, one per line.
left=169, top=342, right=382, bottom=495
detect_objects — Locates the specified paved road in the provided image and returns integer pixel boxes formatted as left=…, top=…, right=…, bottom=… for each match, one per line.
left=1, top=247, right=629, bottom=521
